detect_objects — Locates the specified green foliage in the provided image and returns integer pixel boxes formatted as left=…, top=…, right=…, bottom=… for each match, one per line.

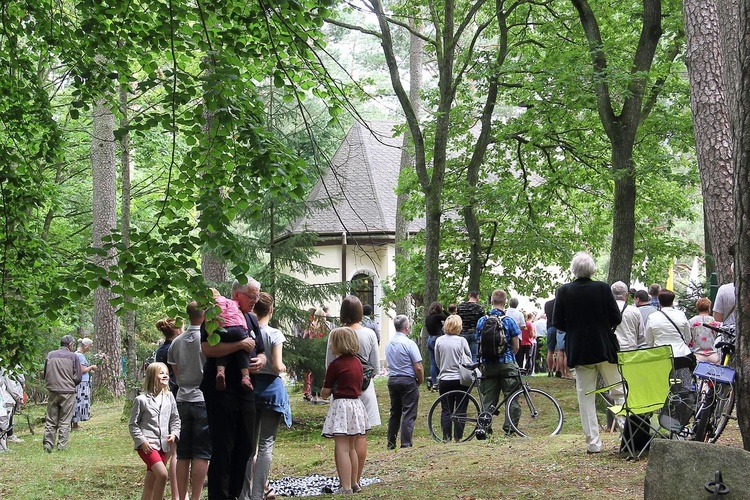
left=0, top=0, right=345, bottom=369
left=379, top=0, right=698, bottom=312
left=284, top=334, right=329, bottom=394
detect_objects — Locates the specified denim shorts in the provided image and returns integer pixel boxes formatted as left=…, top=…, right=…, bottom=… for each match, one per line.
left=546, top=326, right=557, bottom=352
left=176, top=401, right=212, bottom=460
left=555, top=330, right=566, bottom=351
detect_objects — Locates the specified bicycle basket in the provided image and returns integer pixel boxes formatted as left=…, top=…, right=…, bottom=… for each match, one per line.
left=693, top=361, right=735, bottom=384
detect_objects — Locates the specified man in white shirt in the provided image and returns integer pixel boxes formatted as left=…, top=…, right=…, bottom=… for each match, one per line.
left=611, top=282, right=646, bottom=351
left=505, top=297, right=525, bottom=329
left=713, top=282, right=736, bottom=326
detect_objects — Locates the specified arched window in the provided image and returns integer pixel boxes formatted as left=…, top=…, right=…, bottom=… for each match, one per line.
left=350, top=272, right=375, bottom=311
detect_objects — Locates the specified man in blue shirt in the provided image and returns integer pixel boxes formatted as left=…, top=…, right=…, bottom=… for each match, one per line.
left=475, top=289, right=521, bottom=434
left=385, top=315, right=424, bottom=449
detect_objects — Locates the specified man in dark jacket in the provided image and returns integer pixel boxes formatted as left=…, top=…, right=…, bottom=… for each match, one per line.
left=43, top=335, right=82, bottom=452
left=552, top=252, right=622, bottom=454
left=201, top=278, right=266, bottom=499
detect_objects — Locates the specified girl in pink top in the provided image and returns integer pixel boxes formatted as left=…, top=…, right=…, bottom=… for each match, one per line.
left=211, top=289, right=253, bottom=391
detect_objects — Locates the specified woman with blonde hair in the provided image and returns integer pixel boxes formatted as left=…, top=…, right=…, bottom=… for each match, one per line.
left=434, top=315, right=472, bottom=442
left=129, top=362, right=181, bottom=500
left=326, top=296, right=379, bottom=493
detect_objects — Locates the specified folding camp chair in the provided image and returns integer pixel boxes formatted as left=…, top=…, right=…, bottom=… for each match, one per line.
left=589, top=345, right=675, bottom=459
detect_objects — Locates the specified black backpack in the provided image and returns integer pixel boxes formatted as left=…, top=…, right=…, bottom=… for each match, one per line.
left=479, top=314, right=508, bottom=362
left=357, top=353, right=376, bottom=391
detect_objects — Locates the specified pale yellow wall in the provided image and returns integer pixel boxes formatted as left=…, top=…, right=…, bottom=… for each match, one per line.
left=282, top=241, right=399, bottom=367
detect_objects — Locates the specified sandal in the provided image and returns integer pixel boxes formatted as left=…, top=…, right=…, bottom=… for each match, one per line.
left=264, top=486, right=276, bottom=499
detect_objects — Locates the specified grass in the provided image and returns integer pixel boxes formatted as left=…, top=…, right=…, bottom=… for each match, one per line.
left=0, top=375, right=743, bottom=499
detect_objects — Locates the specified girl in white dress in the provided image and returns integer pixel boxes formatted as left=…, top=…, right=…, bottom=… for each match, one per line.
left=321, top=327, right=369, bottom=495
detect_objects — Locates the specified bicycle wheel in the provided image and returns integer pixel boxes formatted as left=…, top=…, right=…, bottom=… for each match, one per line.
left=507, top=388, right=564, bottom=437
left=427, top=390, right=481, bottom=443
left=692, top=388, right=714, bottom=442
left=708, top=383, right=735, bottom=443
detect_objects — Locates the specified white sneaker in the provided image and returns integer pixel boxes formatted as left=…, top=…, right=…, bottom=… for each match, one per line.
left=7, top=435, right=23, bottom=443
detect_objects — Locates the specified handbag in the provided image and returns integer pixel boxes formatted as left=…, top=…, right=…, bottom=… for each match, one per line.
left=458, top=353, right=474, bottom=387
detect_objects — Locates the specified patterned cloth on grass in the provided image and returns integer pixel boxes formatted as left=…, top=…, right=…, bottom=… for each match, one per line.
left=268, top=474, right=382, bottom=497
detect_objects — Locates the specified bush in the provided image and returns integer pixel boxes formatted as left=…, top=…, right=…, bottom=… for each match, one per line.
left=284, top=335, right=328, bottom=395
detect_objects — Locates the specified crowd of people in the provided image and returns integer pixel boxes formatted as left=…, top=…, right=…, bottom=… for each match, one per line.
left=21, top=251, right=734, bottom=496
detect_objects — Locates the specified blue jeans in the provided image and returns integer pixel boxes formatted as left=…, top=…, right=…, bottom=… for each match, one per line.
left=427, top=335, right=439, bottom=385
left=461, top=333, right=478, bottom=363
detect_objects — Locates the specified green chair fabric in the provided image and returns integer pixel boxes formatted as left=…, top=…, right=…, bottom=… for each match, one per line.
left=588, top=345, right=675, bottom=459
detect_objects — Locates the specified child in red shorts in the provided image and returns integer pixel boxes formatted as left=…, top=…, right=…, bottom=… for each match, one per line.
left=129, top=362, right=181, bottom=500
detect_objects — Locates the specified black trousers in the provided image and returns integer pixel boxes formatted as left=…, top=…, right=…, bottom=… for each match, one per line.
left=387, top=376, right=420, bottom=448
left=204, top=388, right=257, bottom=499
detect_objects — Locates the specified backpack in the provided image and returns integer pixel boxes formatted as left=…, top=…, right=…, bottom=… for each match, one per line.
left=356, top=353, right=376, bottom=391
left=479, top=314, right=508, bottom=362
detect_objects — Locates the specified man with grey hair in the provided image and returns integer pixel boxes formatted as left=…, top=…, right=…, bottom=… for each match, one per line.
left=552, top=251, right=622, bottom=454
left=201, top=277, right=266, bottom=499
left=611, top=281, right=646, bottom=351
left=42, top=335, right=82, bottom=453
left=385, top=314, right=423, bottom=449
left=505, top=297, right=525, bottom=329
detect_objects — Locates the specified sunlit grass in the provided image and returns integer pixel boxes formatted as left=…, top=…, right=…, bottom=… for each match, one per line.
left=5, top=374, right=735, bottom=498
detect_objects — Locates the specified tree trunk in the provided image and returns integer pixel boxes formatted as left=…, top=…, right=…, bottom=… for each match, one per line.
left=119, top=84, right=138, bottom=381
left=200, top=60, right=227, bottom=284
left=463, top=8, right=507, bottom=293
left=732, top=0, right=750, bottom=452
left=395, top=20, right=423, bottom=317
left=202, top=251, right=227, bottom=283
left=92, top=98, right=124, bottom=397
left=608, top=141, right=637, bottom=285
left=684, top=0, right=735, bottom=284
left=572, top=0, right=663, bottom=285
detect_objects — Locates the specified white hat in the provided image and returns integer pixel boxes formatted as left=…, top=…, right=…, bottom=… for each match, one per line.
left=79, top=337, right=93, bottom=347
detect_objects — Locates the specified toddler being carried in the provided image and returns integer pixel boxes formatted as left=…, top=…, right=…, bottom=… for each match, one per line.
left=211, top=288, right=254, bottom=391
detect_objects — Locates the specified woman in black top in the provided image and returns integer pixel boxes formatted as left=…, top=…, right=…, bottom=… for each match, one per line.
left=425, top=302, right=448, bottom=390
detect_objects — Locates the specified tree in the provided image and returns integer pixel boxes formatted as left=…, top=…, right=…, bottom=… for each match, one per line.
left=394, top=18, right=423, bottom=316
left=329, top=0, right=544, bottom=309
left=683, top=0, right=734, bottom=283
left=0, top=0, right=340, bottom=370
left=728, top=0, right=750, bottom=452
left=91, top=96, right=124, bottom=397
left=119, top=83, right=138, bottom=379
left=571, top=0, right=682, bottom=284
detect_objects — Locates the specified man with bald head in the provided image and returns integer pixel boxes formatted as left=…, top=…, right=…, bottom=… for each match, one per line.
left=201, top=278, right=267, bottom=499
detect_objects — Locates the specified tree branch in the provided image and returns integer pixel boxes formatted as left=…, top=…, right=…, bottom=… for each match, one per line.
left=570, top=0, right=616, bottom=137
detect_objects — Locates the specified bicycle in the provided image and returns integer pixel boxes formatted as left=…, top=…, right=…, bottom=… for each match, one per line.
left=426, top=362, right=564, bottom=442
left=691, top=323, right=736, bottom=443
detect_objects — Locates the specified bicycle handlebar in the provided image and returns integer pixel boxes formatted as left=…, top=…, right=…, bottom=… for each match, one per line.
left=702, top=323, right=736, bottom=337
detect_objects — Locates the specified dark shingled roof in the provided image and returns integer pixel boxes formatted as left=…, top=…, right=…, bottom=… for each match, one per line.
left=286, top=121, right=424, bottom=241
